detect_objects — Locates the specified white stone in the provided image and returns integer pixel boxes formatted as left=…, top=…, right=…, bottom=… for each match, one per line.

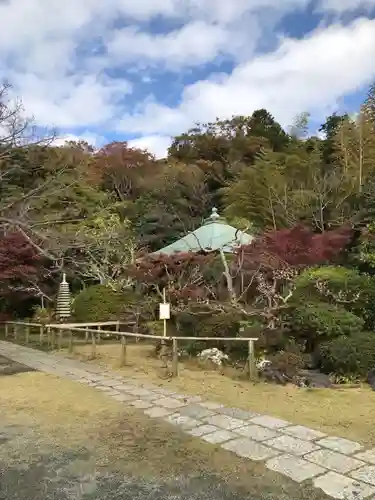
left=221, top=438, right=280, bottom=461
left=130, top=400, right=153, bottom=409
left=199, top=401, right=224, bottom=410
left=317, top=436, right=363, bottom=455
left=127, top=387, right=155, bottom=398
left=266, top=454, right=326, bottom=483
left=264, top=435, right=320, bottom=456
left=165, top=413, right=201, bottom=429
left=306, top=449, right=366, bottom=474
left=187, top=425, right=220, bottom=437
left=351, top=466, right=375, bottom=486
left=201, top=430, right=238, bottom=444
left=217, top=407, right=259, bottom=420
left=356, top=450, right=375, bottom=465
left=143, top=406, right=175, bottom=418
left=251, top=415, right=290, bottom=429
left=178, top=404, right=214, bottom=420
left=283, top=425, right=327, bottom=441
left=204, top=415, right=246, bottom=430
left=157, top=397, right=186, bottom=409
left=234, top=424, right=280, bottom=442
left=313, top=471, right=375, bottom=499
left=111, top=393, right=135, bottom=402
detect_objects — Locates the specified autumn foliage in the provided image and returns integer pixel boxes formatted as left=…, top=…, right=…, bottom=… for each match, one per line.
left=0, top=232, right=41, bottom=299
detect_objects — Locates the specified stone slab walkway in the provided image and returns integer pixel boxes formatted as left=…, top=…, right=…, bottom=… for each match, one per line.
left=1, top=340, right=375, bottom=500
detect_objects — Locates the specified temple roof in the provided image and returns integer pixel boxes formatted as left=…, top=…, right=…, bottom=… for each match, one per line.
left=154, top=208, right=253, bottom=256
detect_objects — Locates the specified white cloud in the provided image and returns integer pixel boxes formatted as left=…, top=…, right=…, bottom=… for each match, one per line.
left=118, top=18, right=375, bottom=136
left=0, top=0, right=374, bottom=156
left=127, top=135, right=171, bottom=158
left=52, top=132, right=107, bottom=148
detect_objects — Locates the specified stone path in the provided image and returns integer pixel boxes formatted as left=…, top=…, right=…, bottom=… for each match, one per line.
left=1, top=340, right=375, bottom=500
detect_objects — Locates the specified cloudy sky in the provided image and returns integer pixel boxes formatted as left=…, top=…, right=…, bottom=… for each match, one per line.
left=2, top=0, right=375, bottom=157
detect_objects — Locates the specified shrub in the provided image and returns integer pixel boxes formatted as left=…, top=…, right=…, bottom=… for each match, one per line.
left=289, top=302, right=364, bottom=351
left=318, top=332, right=375, bottom=377
left=73, top=285, right=128, bottom=323
left=294, top=266, right=375, bottom=327
left=269, top=350, right=305, bottom=378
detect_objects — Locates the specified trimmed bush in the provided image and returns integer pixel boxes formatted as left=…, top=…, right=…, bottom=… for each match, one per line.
left=319, top=332, right=375, bottom=377
left=289, top=302, right=364, bottom=351
left=73, top=285, right=127, bottom=323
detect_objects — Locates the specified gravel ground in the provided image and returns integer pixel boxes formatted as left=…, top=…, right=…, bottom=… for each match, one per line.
left=0, top=356, right=330, bottom=500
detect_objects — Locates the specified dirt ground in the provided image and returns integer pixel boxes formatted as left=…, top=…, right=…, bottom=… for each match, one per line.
left=0, top=358, right=331, bottom=500
left=60, top=341, right=375, bottom=446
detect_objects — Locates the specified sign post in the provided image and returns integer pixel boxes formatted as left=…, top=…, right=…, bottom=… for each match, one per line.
left=159, top=289, right=170, bottom=372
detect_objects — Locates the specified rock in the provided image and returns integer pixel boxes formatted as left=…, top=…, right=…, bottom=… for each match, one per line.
left=367, top=370, right=375, bottom=391
left=298, top=370, right=332, bottom=388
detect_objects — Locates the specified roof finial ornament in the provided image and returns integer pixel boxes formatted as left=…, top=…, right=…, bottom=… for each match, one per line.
left=210, top=207, right=220, bottom=221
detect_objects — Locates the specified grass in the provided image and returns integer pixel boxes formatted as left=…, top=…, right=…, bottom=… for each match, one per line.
left=0, top=369, right=330, bottom=499
left=60, top=341, right=375, bottom=446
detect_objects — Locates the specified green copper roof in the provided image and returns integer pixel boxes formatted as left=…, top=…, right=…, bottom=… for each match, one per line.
left=154, top=208, right=253, bottom=255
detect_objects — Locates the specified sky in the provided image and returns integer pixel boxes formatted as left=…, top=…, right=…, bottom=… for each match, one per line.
left=1, top=0, right=375, bottom=158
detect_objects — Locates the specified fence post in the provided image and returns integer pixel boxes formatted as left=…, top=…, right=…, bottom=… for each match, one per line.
left=172, top=338, right=178, bottom=377
left=91, top=332, right=96, bottom=359
left=97, top=325, right=101, bottom=344
left=119, top=335, right=127, bottom=367
left=13, top=324, right=18, bottom=342
left=25, top=325, right=30, bottom=345
left=248, top=340, right=257, bottom=382
left=116, top=320, right=120, bottom=333
left=57, top=329, right=63, bottom=349
left=5, top=323, right=8, bottom=339
left=68, top=329, right=74, bottom=353
left=47, top=326, right=51, bottom=347
left=85, top=326, right=89, bottom=344
left=39, top=325, right=44, bottom=345
left=51, top=328, right=56, bottom=349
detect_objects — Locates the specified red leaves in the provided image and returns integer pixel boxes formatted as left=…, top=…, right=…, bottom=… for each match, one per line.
left=237, top=225, right=353, bottom=272
left=0, top=232, right=41, bottom=297
left=129, top=251, right=214, bottom=302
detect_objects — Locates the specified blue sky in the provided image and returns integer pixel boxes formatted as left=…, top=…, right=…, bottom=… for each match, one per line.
left=1, top=0, right=375, bottom=157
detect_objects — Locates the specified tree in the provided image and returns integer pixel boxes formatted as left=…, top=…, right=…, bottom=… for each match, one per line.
left=94, top=141, right=157, bottom=200
left=73, top=207, right=137, bottom=290
left=0, top=232, right=52, bottom=312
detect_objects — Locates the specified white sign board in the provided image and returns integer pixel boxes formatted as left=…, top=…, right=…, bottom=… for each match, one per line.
left=159, top=303, right=170, bottom=320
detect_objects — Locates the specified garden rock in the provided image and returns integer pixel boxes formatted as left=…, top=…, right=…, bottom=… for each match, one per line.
left=197, top=348, right=229, bottom=366
left=298, top=370, right=332, bottom=388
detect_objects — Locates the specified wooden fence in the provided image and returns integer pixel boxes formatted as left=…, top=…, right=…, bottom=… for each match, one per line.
left=1, top=321, right=259, bottom=381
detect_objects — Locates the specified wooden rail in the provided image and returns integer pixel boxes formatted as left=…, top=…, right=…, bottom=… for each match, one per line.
left=1, top=321, right=258, bottom=381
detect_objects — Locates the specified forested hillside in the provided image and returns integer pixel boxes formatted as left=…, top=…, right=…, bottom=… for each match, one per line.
left=2, top=81, right=375, bottom=380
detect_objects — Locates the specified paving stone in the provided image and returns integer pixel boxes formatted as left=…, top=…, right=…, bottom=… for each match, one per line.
left=282, top=425, right=327, bottom=442
left=221, top=438, right=280, bottom=461
left=264, top=435, right=320, bottom=456
left=186, top=424, right=220, bottom=437
left=313, top=471, right=375, bottom=500
left=96, top=385, right=116, bottom=393
left=157, top=397, right=186, bottom=409
left=130, top=400, right=153, bottom=409
left=199, top=401, right=224, bottom=410
left=317, top=436, right=363, bottom=455
left=201, top=430, right=238, bottom=444
left=127, top=387, right=155, bottom=397
left=266, top=453, right=326, bottom=483
left=305, top=449, right=366, bottom=474
left=151, top=387, right=177, bottom=396
left=173, top=395, right=202, bottom=404
left=110, top=393, right=135, bottom=402
left=356, top=450, right=375, bottom=465
left=216, top=407, right=259, bottom=420
left=234, top=424, right=280, bottom=442
left=178, top=404, right=215, bottom=420
left=351, top=466, right=375, bottom=486
left=204, top=414, right=246, bottom=431
left=112, top=383, right=137, bottom=392
left=144, top=406, right=175, bottom=418
left=251, top=415, right=291, bottom=430
left=165, top=413, right=201, bottom=429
